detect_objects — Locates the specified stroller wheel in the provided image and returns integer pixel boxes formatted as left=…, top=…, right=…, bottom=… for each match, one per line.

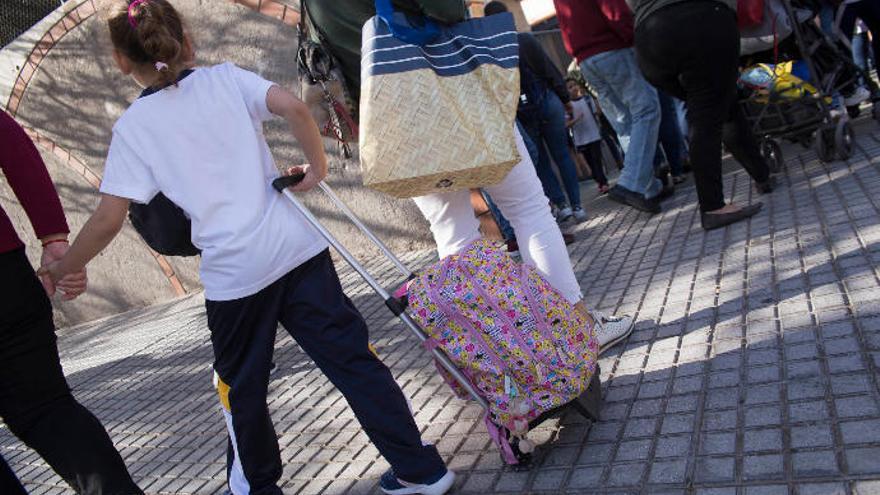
left=835, top=121, right=855, bottom=161
left=847, top=105, right=862, bottom=119
left=761, top=140, right=784, bottom=173
left=815, top=126, right=836, bottom=163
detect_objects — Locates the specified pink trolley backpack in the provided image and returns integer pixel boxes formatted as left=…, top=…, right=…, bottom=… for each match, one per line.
left=404, top=239, right=602, bottom=465
left=271, top=175, right=602, bottom=467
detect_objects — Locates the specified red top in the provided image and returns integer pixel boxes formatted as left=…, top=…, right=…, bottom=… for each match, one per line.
left=0, top=111, right=69, bottom=254
left=553, top=0, right=635, bottom=63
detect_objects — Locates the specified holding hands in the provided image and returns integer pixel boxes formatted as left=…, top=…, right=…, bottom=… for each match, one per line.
left=37, top=237, right=88, bottom=301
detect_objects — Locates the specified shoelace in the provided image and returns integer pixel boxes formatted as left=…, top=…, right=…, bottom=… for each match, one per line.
left=590, top=311, right=607, bottom=331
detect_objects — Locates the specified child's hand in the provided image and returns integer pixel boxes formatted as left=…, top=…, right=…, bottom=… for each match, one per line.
left=284, top=164, right=326, bottom=192
left=37, top=260, right=88, bottom=301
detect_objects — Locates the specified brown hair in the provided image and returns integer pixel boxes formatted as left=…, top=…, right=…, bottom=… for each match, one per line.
left=106, top=0, right=187, bottom=87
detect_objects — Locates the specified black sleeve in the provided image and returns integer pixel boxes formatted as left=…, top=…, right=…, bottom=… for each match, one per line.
left=412, top=0, right=467, bottom=23
left=518, top=33, right=570, bottom=104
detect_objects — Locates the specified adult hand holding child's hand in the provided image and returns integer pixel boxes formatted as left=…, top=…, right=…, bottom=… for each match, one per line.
left=37, top=241, right=88, bottom=301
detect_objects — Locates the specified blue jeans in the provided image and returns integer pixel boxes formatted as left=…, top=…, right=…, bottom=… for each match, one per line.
left=580, top=48, right=662, bottom=198
left=521, top=91, right=582, bottom=208
left=657, top=90, right=686, bottom=176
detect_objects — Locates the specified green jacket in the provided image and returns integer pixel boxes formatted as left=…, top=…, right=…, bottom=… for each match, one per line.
left=306, top=0, right=467, bottom=102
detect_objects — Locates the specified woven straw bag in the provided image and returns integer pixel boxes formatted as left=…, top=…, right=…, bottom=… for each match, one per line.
left=359, top=4, right=521, bottom=198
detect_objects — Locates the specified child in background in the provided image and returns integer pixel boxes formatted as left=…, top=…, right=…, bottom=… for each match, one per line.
left=566, top=78, right=610, bottom=194
left=39, top=1, right=453, bottom=494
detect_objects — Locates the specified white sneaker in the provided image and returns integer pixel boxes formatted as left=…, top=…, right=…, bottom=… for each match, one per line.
left=844, top=86, right=870, bottom=106
left=572, top=206, right=587, bottom=221
left=591, top=311, right=635, bottom=354
left=379, top=469, right=455, bottom=495
left=557, top=206, right=573, bottom=222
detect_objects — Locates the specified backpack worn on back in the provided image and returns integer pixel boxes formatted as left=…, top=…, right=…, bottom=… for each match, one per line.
left=406, top=239, right=599, bottom=464
left=128, top=193, right=200, bottom=257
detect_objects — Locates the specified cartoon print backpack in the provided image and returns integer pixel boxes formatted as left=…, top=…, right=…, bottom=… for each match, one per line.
left=406, top=239, right=600, bottom=464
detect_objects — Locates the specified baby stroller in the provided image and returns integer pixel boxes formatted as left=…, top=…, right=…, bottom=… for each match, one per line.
left=738, top=0, right=880, bottom=168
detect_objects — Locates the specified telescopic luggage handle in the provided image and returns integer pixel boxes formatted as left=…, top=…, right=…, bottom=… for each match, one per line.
left=272, top=174, right=490, bottom=411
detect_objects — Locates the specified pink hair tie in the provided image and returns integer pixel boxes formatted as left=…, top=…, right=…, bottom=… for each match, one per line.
left=154, top=61, right=169, bottom=71
left=127, top=0, right=149, bottom=29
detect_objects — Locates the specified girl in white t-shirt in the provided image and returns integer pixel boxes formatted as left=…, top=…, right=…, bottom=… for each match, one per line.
left=39, top=1, right=452, bottom=494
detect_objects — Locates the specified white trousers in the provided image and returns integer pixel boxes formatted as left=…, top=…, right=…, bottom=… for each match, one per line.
left=412, top=126, right=583, bottom=304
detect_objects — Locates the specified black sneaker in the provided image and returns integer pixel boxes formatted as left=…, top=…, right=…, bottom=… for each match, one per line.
left=379, top=469, right=455, bottom=495
left=607, top=185, right=661, bottom=214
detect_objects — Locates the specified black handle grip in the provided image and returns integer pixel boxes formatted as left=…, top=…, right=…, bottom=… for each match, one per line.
left=272, top=172, right=306, bottom=192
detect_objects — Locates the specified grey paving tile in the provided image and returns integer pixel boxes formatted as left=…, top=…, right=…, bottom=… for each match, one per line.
left=791, top=424, right=835, bottom=449
left=648, top=458, right=687, bottom=485
left=564, top=466, right=604, bottom=489
left=701, top=431, right=736, bottom=455
left=845, top=447, right=880, bottom=475
left=792, top=450, right=840, bottom=477
left=799, top=482, right=848, bottom=495
left=743, top=427, right=784, bottom=452
left=840, top=419, right=880, bottom=445
left=743, top=453, right=785, bottom=481
left=606, top=461, right=646, bottom=487
left=853, top=480, right=880, bottom=495
left=695, top=456, right=736, bottom=483
left=744, top=485, right=789, bottom=495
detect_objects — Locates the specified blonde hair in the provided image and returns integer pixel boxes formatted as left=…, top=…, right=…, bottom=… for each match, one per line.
left=106, top=0, right=186, bottom=87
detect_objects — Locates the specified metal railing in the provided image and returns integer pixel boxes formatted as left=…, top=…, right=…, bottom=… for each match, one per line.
left=1, top=0, right=63, bottom=48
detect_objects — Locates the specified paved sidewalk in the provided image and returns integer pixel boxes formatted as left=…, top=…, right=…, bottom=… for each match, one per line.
left=3, top=118, right=880, bottom=494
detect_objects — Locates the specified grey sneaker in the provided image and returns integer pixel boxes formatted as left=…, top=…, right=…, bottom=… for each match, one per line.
left=844, top=86, right=870, bottom=106
left=591, top=311, right=635, bottom=353
left=572, top=206, right=587, bottom=221
left=557, top=206, right=573, bottom=222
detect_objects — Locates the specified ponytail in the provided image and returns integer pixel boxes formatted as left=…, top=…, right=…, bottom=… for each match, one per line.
left=107, top=0, right=187, bottom=87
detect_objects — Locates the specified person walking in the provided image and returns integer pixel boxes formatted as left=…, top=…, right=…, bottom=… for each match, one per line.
left=566, top=77, right=610, bottom=194
left=307, top=0, right=637, bottom=358
left=0, top=110, right=142, bottom=494
left=553, top=0, right=664, bottom=214
left=483, top=1, right=587, bottom=222
left=39, top=1, right=454, bottom=494
left=630, top=0, right=768, bottom=229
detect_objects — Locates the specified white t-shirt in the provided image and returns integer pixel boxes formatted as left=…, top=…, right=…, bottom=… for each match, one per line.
left=100, top=62, right=328, bottom=301
left=569, top=97, right=601, bottom=146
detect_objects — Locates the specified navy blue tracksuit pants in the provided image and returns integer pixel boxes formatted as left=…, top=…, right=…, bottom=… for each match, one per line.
left=206, top=250, right=445, bottom=494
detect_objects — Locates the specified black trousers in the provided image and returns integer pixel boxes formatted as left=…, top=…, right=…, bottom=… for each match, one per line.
left=577, top=141, right=609, bottom=186
left=1, top=454, right=26, bottom=495
left=206, top=250, right=445, bottom=494
left=0, top=249, right=141, bottom=495
left=636, top=0, right=770, bottom=212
